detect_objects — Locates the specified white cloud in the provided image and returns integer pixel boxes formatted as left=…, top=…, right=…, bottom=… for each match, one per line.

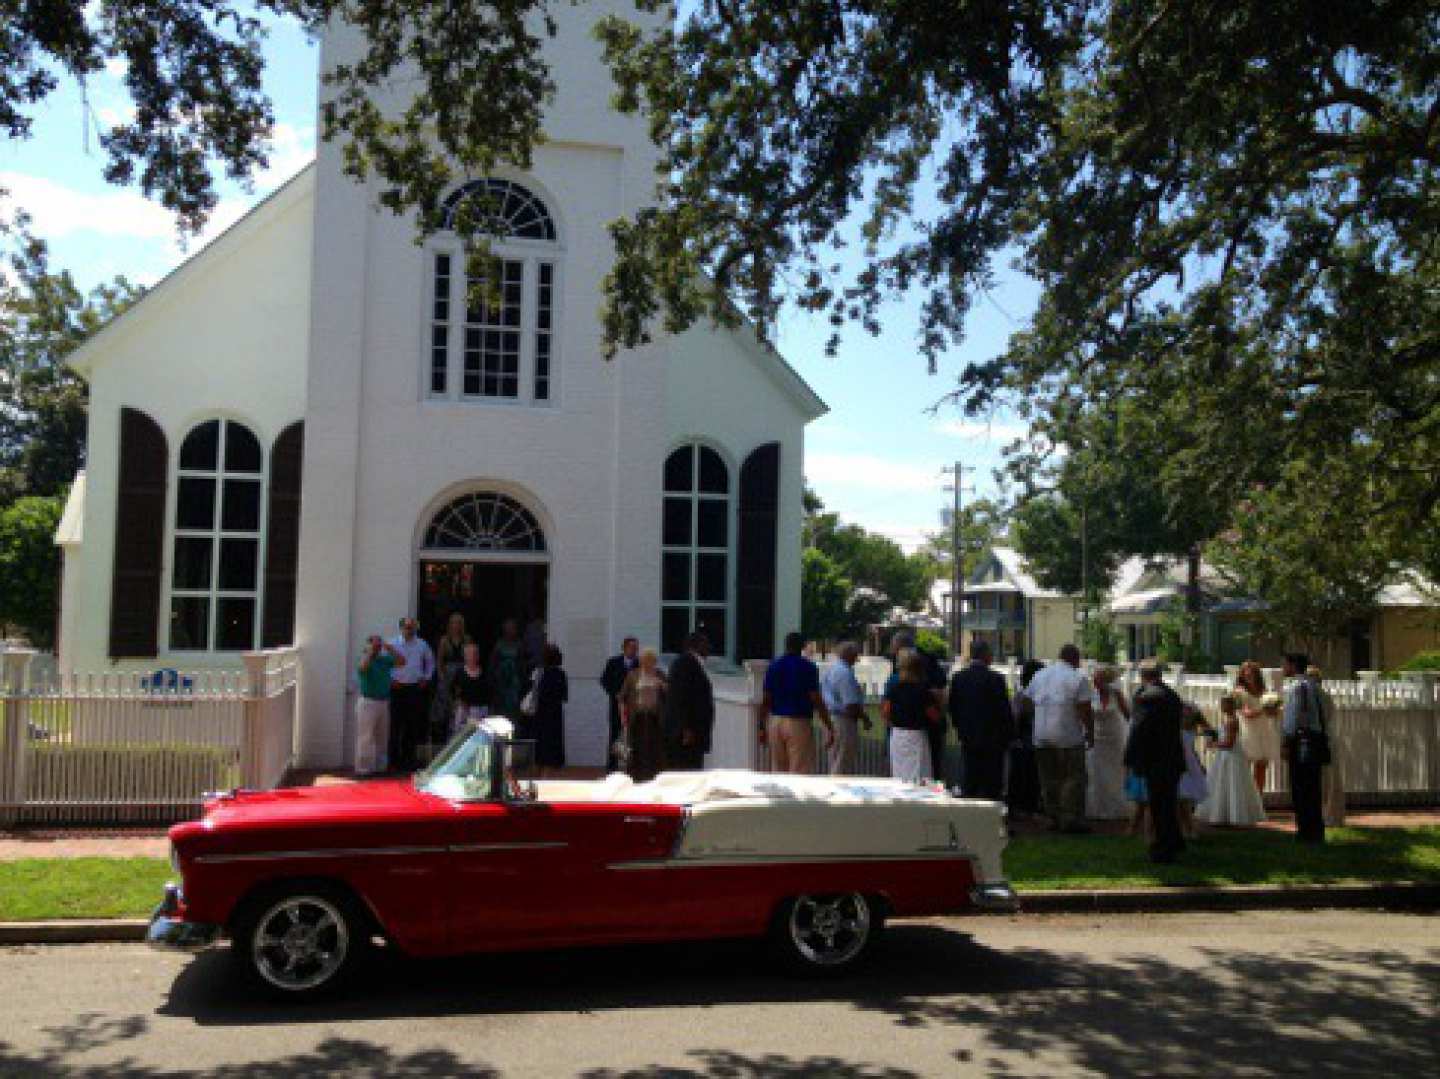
left=0, top=123, right=313, bottom=262
left=934, top=418, right=1031, bottom=443
left=0, top=171, right=177, bottom=241
left=805, top=452, right=939, bottom=494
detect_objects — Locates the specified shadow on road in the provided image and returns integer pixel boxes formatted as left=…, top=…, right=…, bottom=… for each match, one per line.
left=1, top=922, right=1436, bottom=1077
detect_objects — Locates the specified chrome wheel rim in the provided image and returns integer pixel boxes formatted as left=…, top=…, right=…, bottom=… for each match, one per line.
left=251, top=895, right=349, bottom=992
left=788, top=893, right=871, bottom=966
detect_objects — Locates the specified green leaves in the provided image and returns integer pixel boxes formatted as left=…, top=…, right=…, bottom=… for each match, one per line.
left=0, top=493, right=65, bottom=648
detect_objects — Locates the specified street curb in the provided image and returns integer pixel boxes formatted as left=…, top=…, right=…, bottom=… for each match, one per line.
left=0, top=919, right=146, bottom=945
left=1, top=884, right=1436, bottom=944
left=1017, top=882, right=1440, bottom=914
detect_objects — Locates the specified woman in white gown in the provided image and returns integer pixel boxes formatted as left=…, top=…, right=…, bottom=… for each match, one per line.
left=1085, top=667, right=1131, bottom=820
left=1199, top=694, right=1265, bottom=827
left=1234, top=661, right=1281, bottom=794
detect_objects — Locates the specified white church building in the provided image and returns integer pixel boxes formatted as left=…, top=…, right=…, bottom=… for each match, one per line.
left=54, top=2, right=825, bottom=769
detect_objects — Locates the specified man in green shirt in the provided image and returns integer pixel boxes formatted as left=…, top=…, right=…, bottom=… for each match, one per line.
left=356, top=634, right=405, bottom=775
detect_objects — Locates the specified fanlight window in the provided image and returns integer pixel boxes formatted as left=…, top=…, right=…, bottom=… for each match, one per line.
left=440, top=178, right=557, bottom=241
left=428, top=178, right=559, bottom=404
left=423, top=492, right=546, bottom=553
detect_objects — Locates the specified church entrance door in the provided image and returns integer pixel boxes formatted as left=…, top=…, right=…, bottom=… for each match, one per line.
left=414, top=489, right=552, bottom=669
left=416, top=560, right=549, bottom=670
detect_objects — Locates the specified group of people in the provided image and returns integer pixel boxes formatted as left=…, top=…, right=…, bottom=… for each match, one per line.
left=601, top=632, right=716, bottom=779
left=353, top=614, right=568, bottom=775
left=1002, top=648, right=1338, bottom=862
left=750, top=633, right=1339, bottom=865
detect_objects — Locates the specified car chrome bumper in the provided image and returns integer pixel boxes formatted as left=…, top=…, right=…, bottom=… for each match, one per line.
left=147, top=883, right=220, bottom=953
left=970, top=881, right=1021, bottom=913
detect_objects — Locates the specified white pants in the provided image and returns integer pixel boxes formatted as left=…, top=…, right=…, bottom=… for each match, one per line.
left=355, top=697, right=390, bottom=774
left=890, top=728, right=933, bottom=783
left=829, top=714, right=860, bottom=774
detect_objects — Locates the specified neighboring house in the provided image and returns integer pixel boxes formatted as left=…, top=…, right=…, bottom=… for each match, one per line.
left=942, top=547, right=1080, bottom=662
left=52, top=1, right=826, bottom=769
left=1106, top=560, right=1440, bottom=674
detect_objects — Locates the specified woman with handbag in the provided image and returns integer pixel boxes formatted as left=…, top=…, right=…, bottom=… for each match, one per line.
left=531, top=644, right=569, bottom=777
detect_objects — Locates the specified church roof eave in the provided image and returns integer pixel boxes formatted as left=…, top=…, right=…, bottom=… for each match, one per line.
left=65, top=163, right=317, bottom=379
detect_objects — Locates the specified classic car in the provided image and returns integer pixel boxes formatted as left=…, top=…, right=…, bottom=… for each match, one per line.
left=149, top=719, right=1017, bottom=996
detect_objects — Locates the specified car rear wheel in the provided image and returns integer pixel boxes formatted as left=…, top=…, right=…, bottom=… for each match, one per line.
left=232, top=885, right=367, bottom=998
left=770, top=892, right=881, bottom=975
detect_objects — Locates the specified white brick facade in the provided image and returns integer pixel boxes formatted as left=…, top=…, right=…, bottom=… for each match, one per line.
left=59, top=2, right=825, bottom=769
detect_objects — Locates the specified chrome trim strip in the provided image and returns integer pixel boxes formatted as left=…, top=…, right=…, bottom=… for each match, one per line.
left=607, top=851, right=978, bottom=871
left=448, top=841, right=569, bottom=853
left=194, top=841, right=568, bottom=864
left=195, top=845, right=447, bottom=864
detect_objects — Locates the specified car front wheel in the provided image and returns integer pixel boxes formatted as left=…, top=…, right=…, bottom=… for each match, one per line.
left=771, top=892, right=881, bottom=975
left=233, top=886, right=366, bottom=998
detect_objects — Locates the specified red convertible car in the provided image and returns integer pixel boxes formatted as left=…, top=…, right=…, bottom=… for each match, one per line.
left=150, top=719, right=1017, bottom=996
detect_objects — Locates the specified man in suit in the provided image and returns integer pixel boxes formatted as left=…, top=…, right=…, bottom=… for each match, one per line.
left=1282, top=652, right=1327, bottom=844
left=947, top=640, right=1013, bottom=800
left=600, top=637, right=639, bottom=771
left=665, top=631, right=715, bottom=769
left=1124, top=659, right=1187, bottom=863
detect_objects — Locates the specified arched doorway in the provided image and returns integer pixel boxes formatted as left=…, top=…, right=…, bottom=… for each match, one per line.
left=415, top=491, right=550, bottom=666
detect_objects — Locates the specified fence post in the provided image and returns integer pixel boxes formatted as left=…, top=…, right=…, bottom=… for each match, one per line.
left=743, top=660, right=768, bottom=771
left=1, top=649, right=37, bottom=825
left=240, top=652, right=268, bottom=789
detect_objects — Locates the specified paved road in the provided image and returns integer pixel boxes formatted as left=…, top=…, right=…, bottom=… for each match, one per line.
left=0, top=911, right=1435, bottom=1077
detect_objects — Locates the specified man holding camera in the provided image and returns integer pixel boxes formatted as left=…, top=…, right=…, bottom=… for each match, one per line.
left=356, top=634, right=405, bottom=775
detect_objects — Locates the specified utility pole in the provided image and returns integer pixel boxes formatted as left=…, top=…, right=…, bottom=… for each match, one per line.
left=942, top=461, right=974, bottom=659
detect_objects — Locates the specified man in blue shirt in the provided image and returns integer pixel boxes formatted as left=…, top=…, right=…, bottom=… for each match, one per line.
left=759, top=632, right=834, bottom=773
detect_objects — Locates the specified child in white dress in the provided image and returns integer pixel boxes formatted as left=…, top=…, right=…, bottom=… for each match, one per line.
left=1199, top=694, right=1266, bottom=827
left=1178, top=706, right=1210, bottom=839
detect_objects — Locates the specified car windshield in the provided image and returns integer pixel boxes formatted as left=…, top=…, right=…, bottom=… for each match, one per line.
left=416, top=722, right=498, bottom=801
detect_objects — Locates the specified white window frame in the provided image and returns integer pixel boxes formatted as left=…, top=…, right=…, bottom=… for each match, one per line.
left=660, top=442, right=735, bottom=658
left=166, top=419, right=268, bottom=653
left=422, top=182, right=563, bottom=408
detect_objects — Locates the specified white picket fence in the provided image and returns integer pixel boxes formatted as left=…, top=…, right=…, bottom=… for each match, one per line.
left=709, top=662, right=1440, bottom=806
left=0, top=647, right=300, bottom=824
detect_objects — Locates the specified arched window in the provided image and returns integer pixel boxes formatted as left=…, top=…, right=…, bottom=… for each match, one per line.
left=427, top=178, right=559, bottom=405
left=661, top=444, right=731, bottom=655
left=169, top=419, right=265, bottom=651
left=422, top=491, right=546, bottom=553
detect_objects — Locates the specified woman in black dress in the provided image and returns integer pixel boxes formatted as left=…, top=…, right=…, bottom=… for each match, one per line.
left=533, top=643, right=568, bottom=776
left=449, top=641, right=487, bottom=736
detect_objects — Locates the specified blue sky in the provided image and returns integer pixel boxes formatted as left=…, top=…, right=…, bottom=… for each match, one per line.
left=1, top=14, right=1039, bottom=551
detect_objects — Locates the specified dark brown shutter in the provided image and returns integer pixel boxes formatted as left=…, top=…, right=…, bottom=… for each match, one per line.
left=736, top=441, right=781, bottom=661
left=261, top=421, right=304, bottom=648
left=108, top=407, right=168, bottom=657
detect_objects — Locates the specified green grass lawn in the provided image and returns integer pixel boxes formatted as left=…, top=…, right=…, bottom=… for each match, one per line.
left=0, top=827, right=1436, bottom=920
left=0, top=858, right=172, bottom=921
left=1006, top=826, right=1440, bottom=891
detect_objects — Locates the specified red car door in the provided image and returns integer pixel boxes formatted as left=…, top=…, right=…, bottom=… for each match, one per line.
left=445, top=799, right=682, bottom=951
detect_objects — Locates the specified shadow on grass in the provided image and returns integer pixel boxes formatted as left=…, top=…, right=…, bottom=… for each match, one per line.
left=1006, top=825, right=1440, bottom=889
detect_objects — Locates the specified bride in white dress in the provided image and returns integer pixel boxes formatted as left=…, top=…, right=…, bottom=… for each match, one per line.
left=1086, top=667, right=1131, bottom=820
left=1199, top=694, right=1265, bottom=827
